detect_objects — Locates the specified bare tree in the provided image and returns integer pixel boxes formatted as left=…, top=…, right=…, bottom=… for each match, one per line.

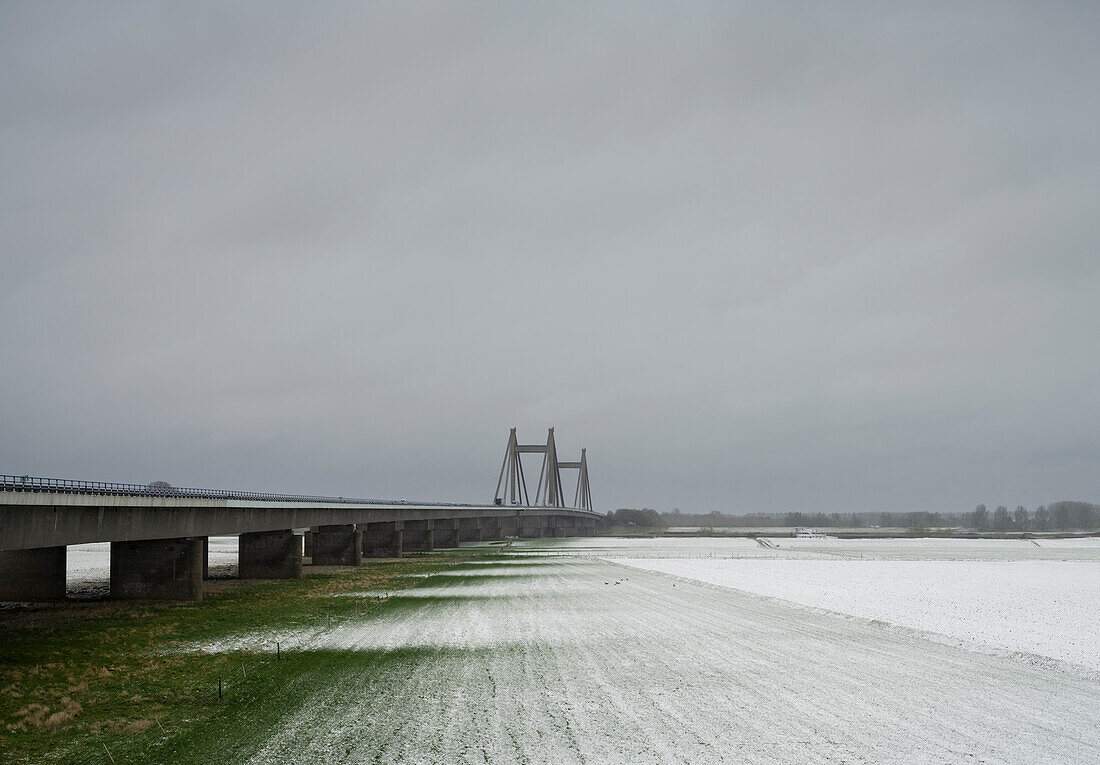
left=1013, top=505, right=1029, bottom=531
left=971, top=504, right=989, bottom=531
left=1033, top=505, right=1050, bottom=531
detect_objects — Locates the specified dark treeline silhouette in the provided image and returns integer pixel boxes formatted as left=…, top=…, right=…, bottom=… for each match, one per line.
left=603, top=508, right=666, bottom=528
left=657, top=502, right=1100, bottom=532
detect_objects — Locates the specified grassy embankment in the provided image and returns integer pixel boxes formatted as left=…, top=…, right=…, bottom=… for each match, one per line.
left=0, top=548, right=495, bottom=764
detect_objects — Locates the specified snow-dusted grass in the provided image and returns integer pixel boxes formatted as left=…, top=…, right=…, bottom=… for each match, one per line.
left=2, top=550, right=464, bottom=764
left=210, top=556, right=1100, bottom=764
left=508, top=535, right=784, bottom=558
left=28, top=539, right=1100, bottom=763
left=616, top=557, right=1100, bottom=670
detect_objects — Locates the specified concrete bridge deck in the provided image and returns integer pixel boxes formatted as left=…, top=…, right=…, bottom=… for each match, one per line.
left=0, top=477, right=599, bottom=602
left=0, top=490, right=596, bottom=551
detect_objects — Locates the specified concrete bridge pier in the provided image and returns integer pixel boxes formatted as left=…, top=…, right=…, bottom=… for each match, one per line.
left=362, top=521, right=403, bottom=557
left=459, top=517, right=483, bottom=543
left=110, top=537, right=204, bottom=601
left=311, top=524, right=363, bottom=566
left=434, top=518, right=461, bottom=548
left=0, top=546, right=67, bottom=601
left=479, top=517, right=501, bottom=541
left=580, top=517, right=596, bottom=536
left=239, top=530, right=303, bottom=579
left=519, top=514, right=548, bottom=539
left=499, top=515, right=518, bottom=538
left=552, top=516, right=573, bottom=537
left=402, top=520, right=434, bottom=553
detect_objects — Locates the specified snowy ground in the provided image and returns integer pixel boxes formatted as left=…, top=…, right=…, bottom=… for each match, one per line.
left=500, top=536, right=789, bottom=558
left=176, top=538, right=1100, bottom=764
left=509, top=534, right=1100, bottom=561
left=42, top=535, right=1100, bottom=761
left=65, top=536, right=239, bottom=597
left=761, top=536, right=1100, bottom=561
left=615, top=558, right=1100, bottom=671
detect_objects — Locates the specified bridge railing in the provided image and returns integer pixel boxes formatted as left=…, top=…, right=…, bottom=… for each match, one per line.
left=0, top=473, right=490, bottom=508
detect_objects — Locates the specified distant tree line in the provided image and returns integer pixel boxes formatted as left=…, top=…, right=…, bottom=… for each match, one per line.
left=658, top=502, right=1100, bottom=532
left=965, top=502, right=1100, bottom=532
left=603, top=508, right=666, bottom=528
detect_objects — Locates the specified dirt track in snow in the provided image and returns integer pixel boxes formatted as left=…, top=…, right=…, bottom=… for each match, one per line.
left=239, top=557, right=1100, bottom=764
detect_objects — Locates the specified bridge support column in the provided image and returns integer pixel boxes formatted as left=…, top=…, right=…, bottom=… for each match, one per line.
left=519, top=514, right=547, bottom=539
left=312, top=525, right=363, bottom=566
left=480, top=517, right=502, bottom=541
left=110, top=537, right=204, bottom=601
left=434, top=518, right=461, bottom=548
left=580, top=518, right=596, bottom=537
left=239, top=530, right=303, bottom=579
left=498, top=516, right=518, bottom=538
left=458, top=517, right=483, bottom=543
left=402, top=520, right=434, bottom=553
left=303, top=530, right=314, bottom=558
left=552, top=516, right=572, bottom=537
left=0, top=546, right=67, bottom=601
left=362, top=521, right=403, bottom=558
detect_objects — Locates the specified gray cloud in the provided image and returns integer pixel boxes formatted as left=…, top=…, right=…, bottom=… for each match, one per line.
left=2, top=1, right=1099, bottom=513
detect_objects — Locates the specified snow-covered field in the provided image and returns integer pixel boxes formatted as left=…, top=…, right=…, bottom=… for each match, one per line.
left=503, top=535, right=785, bottom=558
left=599, top=536, right=1100, bottom=670
left=616, top=558, right=1100, bottom=671
left=173, top=538, right=1100, bottom=764
left=510, top=534, right=1100, bottom=561
left=763, top=535, right=1100, bottom=561
left=43, top=535, right=1100, bottom=761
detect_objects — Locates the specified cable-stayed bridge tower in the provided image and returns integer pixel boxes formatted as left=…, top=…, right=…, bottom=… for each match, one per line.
left=493, top=427, right=592, bottom=512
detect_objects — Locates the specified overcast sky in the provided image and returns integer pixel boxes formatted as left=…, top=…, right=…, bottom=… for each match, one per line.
left=2, top=2, right=1098, bottom=514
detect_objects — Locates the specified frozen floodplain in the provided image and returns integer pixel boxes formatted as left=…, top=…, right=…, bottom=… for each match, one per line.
left=616, top=558, right=1100, bottom=671
left=182, top=544, right=1100, bottom=764
left=761, top=536, right=1100, bottom=561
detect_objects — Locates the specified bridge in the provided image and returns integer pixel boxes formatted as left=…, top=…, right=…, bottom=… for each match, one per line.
left=0, top=428, right=599, bottom=602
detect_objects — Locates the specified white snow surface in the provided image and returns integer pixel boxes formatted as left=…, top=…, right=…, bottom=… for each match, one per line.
left=762, top=535, right=1100, bottom=561
left=510, top=534, right=1100, bottom=560
left=173, top=547, right=1100, bottom=764
left=615, top=557, right=1100, bottom=671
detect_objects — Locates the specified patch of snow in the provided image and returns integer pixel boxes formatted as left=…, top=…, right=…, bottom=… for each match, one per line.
left=763, top=536, right=1100, bottom=561
left=230, top=557, right=1100, bottom=764
left=507, top=535, right=789, bottom=559
left=65, top=536, right=239, bottom=597
left=615, top=558, right=1100, bottom=670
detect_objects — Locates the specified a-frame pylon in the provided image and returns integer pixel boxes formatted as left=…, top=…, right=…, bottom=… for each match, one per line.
left=557, top=447, right=592, bottom=512
left=493, top=427, right=591, bottom=510
left=533, top=427, right=563, bottom=507
left=493, top=427, right=531, bottom=506
left=574, top=448, right=593, bottom=511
